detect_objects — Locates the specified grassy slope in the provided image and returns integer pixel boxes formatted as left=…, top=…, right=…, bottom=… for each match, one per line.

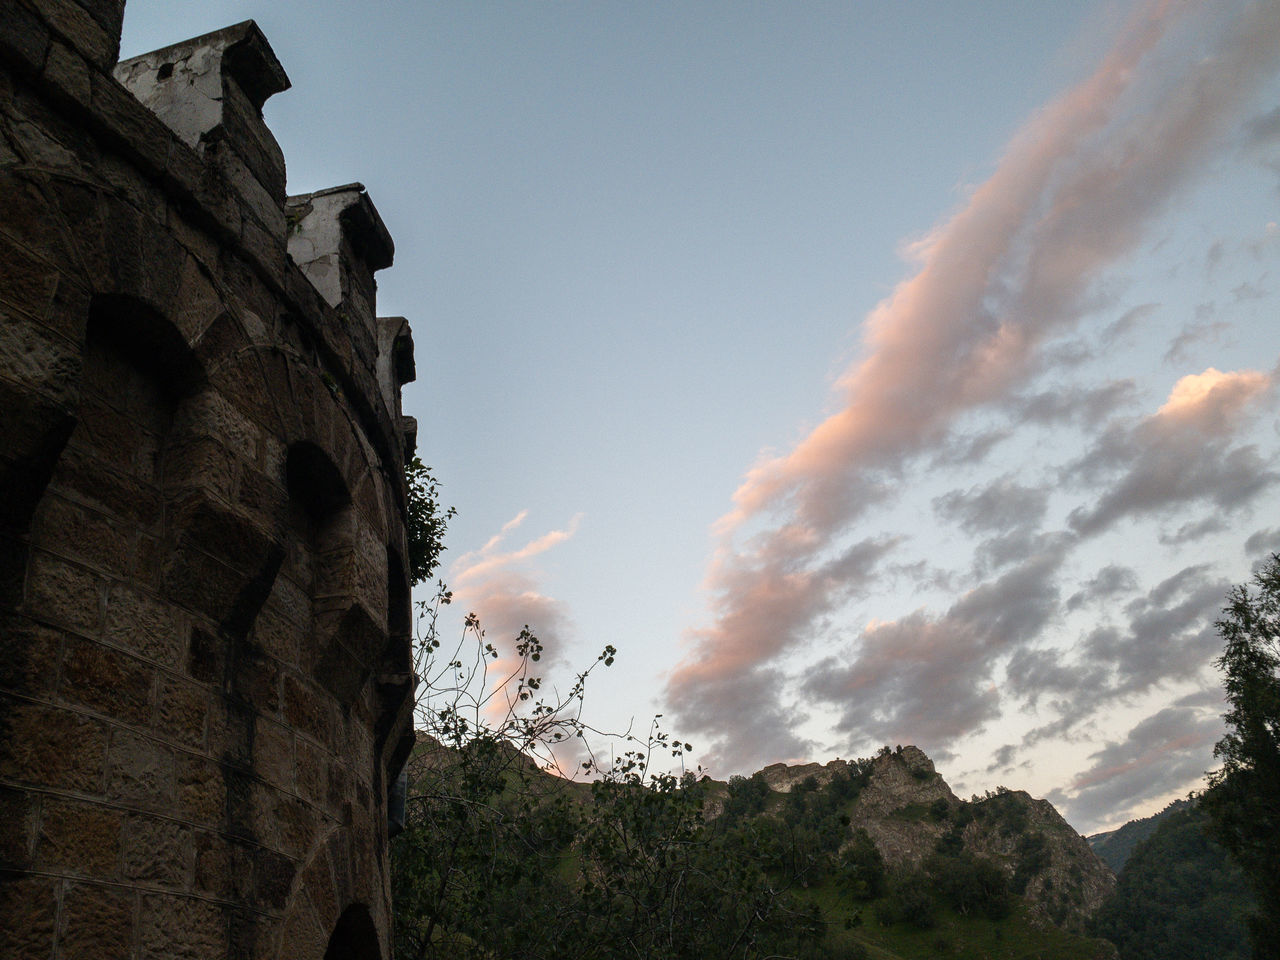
left=792, top=879, right=1113, bottom=960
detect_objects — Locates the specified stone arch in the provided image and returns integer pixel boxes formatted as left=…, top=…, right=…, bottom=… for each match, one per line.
left=273, top=822, right=388, bottom=960
left=3, top=293, right=205, bottom=616
left=284, top=439, right=383, bottom=707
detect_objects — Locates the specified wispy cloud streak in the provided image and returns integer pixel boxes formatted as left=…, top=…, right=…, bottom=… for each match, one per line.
left=669, top=0, right=1280, bottom=771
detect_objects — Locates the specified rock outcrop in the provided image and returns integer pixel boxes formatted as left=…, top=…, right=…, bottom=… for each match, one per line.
left=747, top=746, right=1115, bottom=933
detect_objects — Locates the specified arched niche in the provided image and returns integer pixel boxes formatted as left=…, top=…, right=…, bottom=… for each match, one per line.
left=323, top=904, right=381, bottom=960
left=285, top=441, right=383, bottom=707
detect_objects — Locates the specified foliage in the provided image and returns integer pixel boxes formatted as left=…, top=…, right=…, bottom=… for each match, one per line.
left=1203, top=554, right=1280, bottom=957
left=405, top=456, right=456, bottom=586
left=836, top=829, right=887, bottom=901
left=1090, top=801, right=1253, bottom=960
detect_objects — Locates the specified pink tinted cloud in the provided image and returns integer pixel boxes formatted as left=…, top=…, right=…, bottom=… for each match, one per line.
left=448, top=512, right=582, bottom=721
left=1068, top=367, right=1276, bottom=534
left=669, top=0, right=1280, bottom=769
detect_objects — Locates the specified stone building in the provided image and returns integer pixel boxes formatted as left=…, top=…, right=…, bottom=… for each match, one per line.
left=0, top=3, right=418, bottom=957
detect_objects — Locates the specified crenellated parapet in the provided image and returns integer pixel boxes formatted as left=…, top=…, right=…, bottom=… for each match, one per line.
left=0, top=5, right=419, bottom=959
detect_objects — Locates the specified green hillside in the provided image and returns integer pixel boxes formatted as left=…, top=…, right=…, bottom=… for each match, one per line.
left=1089, top=801, right=1253, bottom=960
left=1086, top=799, right=1190, bottom=873
left=392, top=738, right=1117, bottom=959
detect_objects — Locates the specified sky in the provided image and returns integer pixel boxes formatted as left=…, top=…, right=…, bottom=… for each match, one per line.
left=120, top=0, right=1280, bottom=834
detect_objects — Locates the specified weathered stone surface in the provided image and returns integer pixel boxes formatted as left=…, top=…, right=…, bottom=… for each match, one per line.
left=0, top=785, right=39, bottom=869
left=38, top=796, right=122, bottom=877
left=60, top=882, right=135, bottom=960
left=139, top=892, right=227, bottom=960
left=176, top=754, right=226, bottom=824
left=121, top=813, right=192, bottom=886
left=38, top=0, right=117, bottom=71
left=155, top=675, right=210, bottom=749
left=104, top=729, right=176, bottom=810
left=0, top=701, right=107, bottom=792
left=0, top=618, right=64, bottom=697
left=105, top=583, right=184, bottom=667
left=0, top=872, right=58, bottom=959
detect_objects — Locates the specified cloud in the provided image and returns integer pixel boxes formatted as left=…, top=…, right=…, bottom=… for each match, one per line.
left=929, top=428, right=1011, bottom=468
left=933, top=476, right=1050, bottom=537
left=1014, top=562, right=1231, bottom=759
left=1232, top=280, right=1268, bottom=302
left=1048, top=705, right=1223, bottom=832
left=453, top=511, right=583, bottom=585
left=1158, top=514, right=1227, bottom=545
left=1090, top=563, right=1231, bottom=694
left=804, top=543, right=1069, bottom=754
left=447, top=511, right=582, bottom=720
left=1163, top=318, right=1231, bottom=364
left=1244, top=104, right=1280, bottom=148
left=1205, top=241, right=1225, bottom=275
left=1067, top=367, right=1276, bottom=536
left=1065, top=564, right=1141, bottom=612
left=1244, top=525, right=1280, bottom=556
left=1102, top=302, right=1160, bottom=344
left=669, top=0, right=1280, bottom=770
left=670, top=535, right=898, bottom=771
left=1015, top=380, right=1139, bottom=428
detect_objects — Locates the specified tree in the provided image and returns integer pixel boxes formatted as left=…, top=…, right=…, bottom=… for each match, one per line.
left=1203, top=554, right=1280, bottom=958
left=1090, top=801, right=1253, bottom=960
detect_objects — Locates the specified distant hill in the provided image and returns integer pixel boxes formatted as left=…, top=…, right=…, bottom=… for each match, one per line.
left=1086, top=798, right=1191, bottom=872
left=1089, top=800, right=1253, bottom=960
left=395, top=738, right=1121, bottom=959
left=732, top=746, right=1116, bottom=934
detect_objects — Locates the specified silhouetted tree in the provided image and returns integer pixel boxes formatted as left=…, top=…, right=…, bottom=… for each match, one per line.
left=1203, top=554, right=1280, bottom=958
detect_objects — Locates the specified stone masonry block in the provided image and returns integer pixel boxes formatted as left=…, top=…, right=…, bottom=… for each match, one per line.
left=0, top=313, right=83, bottom=404
left=253, top=846, right=296, bottom=912
left=43, top=38, right=93, bottom=110
left=164, top=435, right=238, bottom=504
left=277, top=897, right=325, bottom=960
left=104, top=729, right=175, bottom=811
left=176, top=754, right=225, bottom=826
left=0, top=617, right=64, bottom=697
left=0, top=3, right=51, bottom=77
left=104, top=583, right=184, bottom=667
left=0, top=233, right=62, bottom=325
left=0, top=700, right=107, bottom=793
left=156, top=674, right=210, bottom=750
left=52, top=445, right=162, bottom=531
left=251, top=717, right=293, bottom=791
left=24, top=549, right=102, bottom=636
left=232, top=646, right=280, bottom=714
left=36, top=795, right=122, bottom=878
left=38, top=0, right=117, bottom=71
left=193, top=831, right=251, bottom=901
left=294, top=738, right=326, bottom=807
left=0, top=872, right=58, bottom=960
left=282, top=673, right=332, bottom=748
left=59, top=634, right=153, bottom=725
left=31, top=494, right=132, bottom=582
left=59, top=881, right=135, bottom=960
left=122, top=813, right=192, bottom=887
left=0, top=784, right=39, bottom=869
left=139, top=892, right=227, bottom=960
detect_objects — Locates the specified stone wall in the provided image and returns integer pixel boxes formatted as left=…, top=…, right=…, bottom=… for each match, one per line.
left=0, top=4, right=418, bottom=958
